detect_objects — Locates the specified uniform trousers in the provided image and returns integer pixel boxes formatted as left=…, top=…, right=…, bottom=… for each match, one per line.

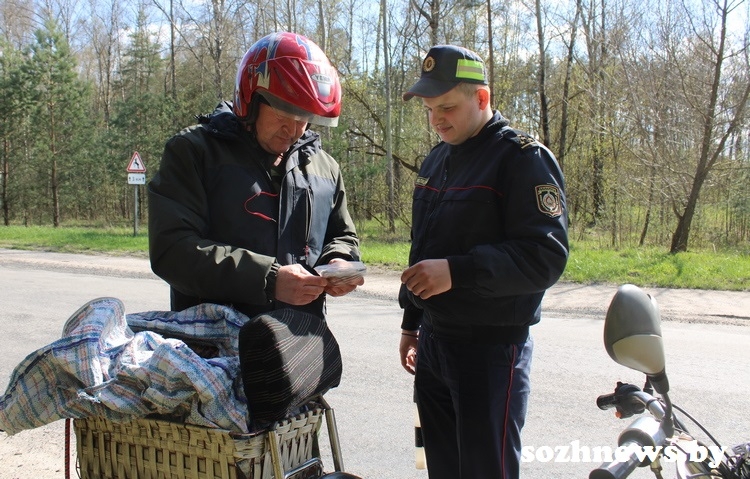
left=415, top=325, right=533, bottom=479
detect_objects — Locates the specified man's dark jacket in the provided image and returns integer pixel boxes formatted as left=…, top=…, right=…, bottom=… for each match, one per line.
left=149, top=102, right=359, bottom=319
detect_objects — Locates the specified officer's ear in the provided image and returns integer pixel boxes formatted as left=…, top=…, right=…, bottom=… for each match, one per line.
left=477, top=88, right=490, bottom=110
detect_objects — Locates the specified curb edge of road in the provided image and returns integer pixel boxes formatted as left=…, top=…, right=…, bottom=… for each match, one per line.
left=2, top=249, right=748, bottom=326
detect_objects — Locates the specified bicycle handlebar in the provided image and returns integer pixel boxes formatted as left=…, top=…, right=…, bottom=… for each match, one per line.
left=589, top=440, right=644, bottom=479
left=595, top=384, right=665, bottom=419
left=588, top=384, right=669, bottom=479
left=595, top=392, right=619, bottom=411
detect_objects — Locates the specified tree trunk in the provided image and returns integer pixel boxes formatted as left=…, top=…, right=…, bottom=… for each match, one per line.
left=557, top=5, right=579, bottom=171
left=2, top=138, right=8, bottom=226
left=317, top=0, right=326, bottom=50
left=169, top=0, right=176, bottom=103
left=382, top=0, right=395, bottom=233
left=535, top=0, right=550, bottom=146
left=50, top=104, right=60, bottom=227
left=210, top=0, right=224, bottom=100
left=639, top=165, right=656, bottom=246
left=486, top=0, right=495, bottom=107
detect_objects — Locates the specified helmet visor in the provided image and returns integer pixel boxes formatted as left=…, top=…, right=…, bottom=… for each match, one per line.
left=258, top=90, right=339, bottom=128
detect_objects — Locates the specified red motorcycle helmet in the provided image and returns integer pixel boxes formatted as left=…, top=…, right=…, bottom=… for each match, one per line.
left=234, top=32, right=341, bottom=127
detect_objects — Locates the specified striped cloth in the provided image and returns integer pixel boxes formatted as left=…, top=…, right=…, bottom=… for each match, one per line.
left=0, top=298, right=253, bottom=435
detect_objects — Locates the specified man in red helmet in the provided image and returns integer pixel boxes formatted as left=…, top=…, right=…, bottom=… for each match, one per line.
left=148, top=32, right=362, bottom=320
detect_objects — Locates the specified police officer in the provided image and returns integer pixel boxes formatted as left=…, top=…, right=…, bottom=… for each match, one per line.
left=398, top=44, right=569, bottom=479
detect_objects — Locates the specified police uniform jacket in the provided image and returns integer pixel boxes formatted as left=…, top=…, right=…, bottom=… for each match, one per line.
left=399, top=111, right=569, bottom=343
left=148, top=102, right=360, bottom=319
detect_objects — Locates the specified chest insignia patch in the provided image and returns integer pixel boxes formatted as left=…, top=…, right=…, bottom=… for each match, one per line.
left=415, top=176, right=430, bottom=186
left=535, top=185, right=563, bottom=217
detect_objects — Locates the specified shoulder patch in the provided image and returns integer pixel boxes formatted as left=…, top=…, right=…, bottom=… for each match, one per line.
left=517, top=134, right=538, bottom=150
left=535, top=185, right=563, bottom=217
left=504, top=129, right=540, bottom=150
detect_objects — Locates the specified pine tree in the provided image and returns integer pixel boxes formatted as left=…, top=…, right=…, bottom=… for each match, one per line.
left=22, top=17, right=93, bottom=226
left=0, top=39, right=27, bottom=225
left=109, top=6, right=173, bottom=223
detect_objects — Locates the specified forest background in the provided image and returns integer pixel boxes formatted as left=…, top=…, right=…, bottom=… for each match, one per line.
left=1, top=0, right=749, bottom=263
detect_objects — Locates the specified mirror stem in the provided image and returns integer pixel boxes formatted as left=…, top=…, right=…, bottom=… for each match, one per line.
left=660, top=392, right=675, bottom=438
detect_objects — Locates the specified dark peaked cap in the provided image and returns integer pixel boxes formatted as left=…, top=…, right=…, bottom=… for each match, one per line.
left=403, top=45, right=488, bottom=101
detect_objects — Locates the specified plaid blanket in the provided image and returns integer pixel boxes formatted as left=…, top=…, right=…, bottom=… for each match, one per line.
left=0, top=298, right=252, bottom=435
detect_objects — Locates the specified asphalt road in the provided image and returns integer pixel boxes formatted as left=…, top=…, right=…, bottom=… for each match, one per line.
left=0, top=250, right=748, bottom=479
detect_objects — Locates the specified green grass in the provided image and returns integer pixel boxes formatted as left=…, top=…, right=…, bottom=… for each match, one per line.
left=0, top=225, right=150, bottom=257
left=358, top=239, right=411, bottom=268
left=564, top=246, right=750, bottom=291
left=1, top=225, right=749, bottom=291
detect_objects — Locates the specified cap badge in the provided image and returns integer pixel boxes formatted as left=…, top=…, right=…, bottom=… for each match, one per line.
left=422, top=56, right=435, bottom=73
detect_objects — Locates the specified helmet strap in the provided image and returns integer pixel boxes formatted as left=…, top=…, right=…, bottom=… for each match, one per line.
left=243, top=93, right=268, bottom=125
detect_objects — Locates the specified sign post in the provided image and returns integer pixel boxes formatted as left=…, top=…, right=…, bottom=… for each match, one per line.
left=126, top=152, right=147, bottom=236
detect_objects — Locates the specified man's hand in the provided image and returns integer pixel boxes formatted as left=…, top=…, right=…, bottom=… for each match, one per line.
left=399, top=331, right=418, bottom=375
left=274, top=264, right=329, bottom=305
left=401, top=259, right=451, bottom=299
left=323, top=258, right=365, bottom=297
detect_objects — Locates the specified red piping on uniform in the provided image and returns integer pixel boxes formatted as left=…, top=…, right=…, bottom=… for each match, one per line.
left=501, top=344, right=518, bottom=479
left=415, top=184, right=503, bottom=197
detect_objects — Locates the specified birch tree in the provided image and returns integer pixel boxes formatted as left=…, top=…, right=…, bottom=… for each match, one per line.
left=667, top=0, right=750, bottom=252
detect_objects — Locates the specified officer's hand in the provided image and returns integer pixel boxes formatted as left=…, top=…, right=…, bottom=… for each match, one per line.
left=274, top=264, right=328, bottom=305
left=324, top=258, right=365, bottom=297
left=401, top=259, right=451, bottom=300
left=399, top=331, right=418, bottom=375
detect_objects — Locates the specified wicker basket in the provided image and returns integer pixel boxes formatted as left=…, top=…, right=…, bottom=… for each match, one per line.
left=73, top=404, right=331, bottom=479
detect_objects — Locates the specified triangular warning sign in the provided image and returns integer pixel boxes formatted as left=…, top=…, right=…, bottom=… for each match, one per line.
left=126, top=152, right=146, bottom=173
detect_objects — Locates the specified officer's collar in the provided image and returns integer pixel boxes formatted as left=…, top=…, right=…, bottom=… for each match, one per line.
left=448, top=111, right=509, bottom=153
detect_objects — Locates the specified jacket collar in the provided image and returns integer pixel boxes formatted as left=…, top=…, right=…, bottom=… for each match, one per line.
left=197, top=101, right=321, bottom=167
left=448, top=110, right=511, bottom=154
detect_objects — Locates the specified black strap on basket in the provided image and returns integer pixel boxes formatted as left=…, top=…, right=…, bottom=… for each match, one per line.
left=239, top=308, right=342, bottom=431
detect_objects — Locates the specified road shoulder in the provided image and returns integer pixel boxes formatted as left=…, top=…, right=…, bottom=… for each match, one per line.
left=1, top=249, right=748, bottom=325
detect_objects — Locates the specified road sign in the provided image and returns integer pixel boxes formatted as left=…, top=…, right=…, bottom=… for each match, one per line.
left=126, top=151, right=146, bottom=173
left=128, top=173, right=146, bottom=185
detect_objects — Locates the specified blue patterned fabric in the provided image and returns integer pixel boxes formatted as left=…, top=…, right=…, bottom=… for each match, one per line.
left=0, top=298, right=252, bottom=435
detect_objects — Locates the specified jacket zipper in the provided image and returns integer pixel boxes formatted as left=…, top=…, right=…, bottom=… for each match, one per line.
left=302, top=188, right=312, bottom=266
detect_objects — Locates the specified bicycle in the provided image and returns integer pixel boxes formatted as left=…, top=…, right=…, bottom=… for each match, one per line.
left=589, top=284, right=750, bottom=479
